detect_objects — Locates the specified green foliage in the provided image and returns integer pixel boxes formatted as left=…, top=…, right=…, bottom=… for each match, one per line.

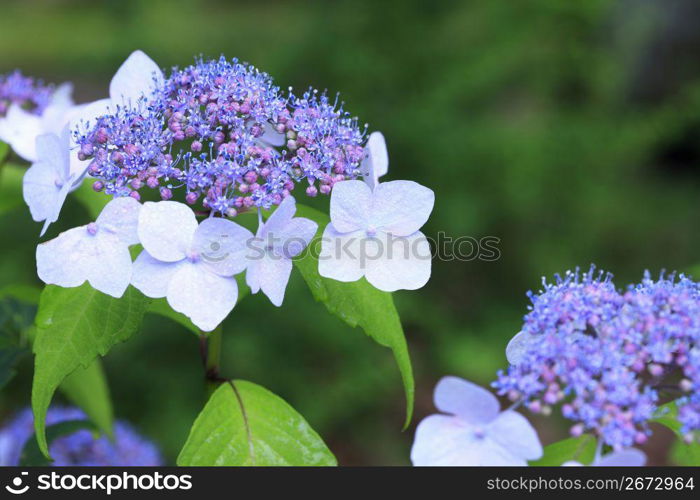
left=0, top=297, right=34, bottom=389
left=177, top=380, right=336, bottom=466
left=671, top=440, right=700, bottom=466
left=530, top=435, right=597, bottom=466
left=0, top=164, right=25, bottom=216
left=59, top=361, right=113, bottom=440
left=292, top=204, right=414, bottom=427
left=0, top=141, right=8, bottom=164
left=19, top=420, right=98, bottom=466
left=32, top=284, right=149, bottom=457
left=651, top=401, right=682, bottom=436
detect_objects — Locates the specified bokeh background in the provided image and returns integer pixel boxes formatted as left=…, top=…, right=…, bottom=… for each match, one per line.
left=2, top=0, right=700, bottom=465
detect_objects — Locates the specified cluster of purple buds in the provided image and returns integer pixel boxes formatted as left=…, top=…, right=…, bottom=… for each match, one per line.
left=493, top=267, right=700, bottom=450
left=0, top=70, right=55, bottom=117
left=75, top=57, right=368, bottom=214
left=0, top=407, right=162, bottom=466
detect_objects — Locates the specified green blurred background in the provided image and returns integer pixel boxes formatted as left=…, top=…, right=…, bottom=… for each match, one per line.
left=2, top=0, right=700, bottom=465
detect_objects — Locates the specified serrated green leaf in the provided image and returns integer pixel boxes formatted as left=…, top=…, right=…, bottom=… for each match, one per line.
left=19, top=420, right=98, bottom=466
left=177, top=380, right=337, bottom=466
left=529, top=435, right=597, bottom=466
left=32, top=284, right=149, bottom=458
left=59, top=360, right=113, bottom=440
left=291, top=204, right=414, bottom=427
left=0, top=164, right=25, bottom=215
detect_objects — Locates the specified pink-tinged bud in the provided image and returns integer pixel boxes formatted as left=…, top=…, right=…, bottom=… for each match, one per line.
left=173, top=131, right=185, bottom=141
left=129, top=191, right=141, bottom=201
left=214, top=131, right=225, bottom=144
left=131, top=178, right=143, bottom=190
left=185, top=192, right=199, bottom=205
left=287, top=139, right=297, bottom=150
left=260, top=167, right=271, bottom=178
left=238, top=183, right=249, bottom=194
left=570, top=423, right=584, bottom=437
left=124, top=143, right=138, bottom=155
left=185, top=126, right=196, bottom=138
left=320, top=184, right=331, bottom=195
left=244, top=171, right=258, bottom=184
left=95, top=128, right=109, bottom=144
left=160, top=188, right=173, bottom=200
left=191, top=140, right=202, bottom=152
left=680, top=379, right=693, bottom=392
left=634, top=432, right=647, bottom=445
left=86, top=222, right=99, bottom=235
left=243, top=196, right=254, bottom=208
left=92, top=181, right=104, bottom=192
left=528, top=401, right=541, bottom=413
left=272, top=194, right=282, bottom=205
left=226, top=207, right=238, bottom=217
left=234, top=197, right=244, bottom=208
left=249, top=182, right=260, bottom=192
left=284, top=180, right=295, bottom=191
left=80, top=143, right=94, bottom=157
left=146, top=177, right=159, bottom=189
left=88, top=162, right=100, bottom=175
left=648, top=364, right=664, bottom=377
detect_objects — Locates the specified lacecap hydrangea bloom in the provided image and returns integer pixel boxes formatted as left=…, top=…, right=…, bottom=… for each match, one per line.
left=33, top=51, right=434, bottom=331
left=0, top=407, right=162, bottom=466
left=0, top=70, right=77, bottom=162
left=495, top=267, right=700, bottom=450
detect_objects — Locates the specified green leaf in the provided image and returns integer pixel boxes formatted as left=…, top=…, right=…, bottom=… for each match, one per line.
left=651, top=401, right=683, bottom=437
left=177, top=380, right=337, bottom=466
left=0, top=164, right=25, bottom=215
left=19, top=420, right=98, bottom=466
left=32, top=284, right=149, bottom=458
left=0, top=297, right=35, bottom=389
left=671, top=440, right=700, bottom=466
left=0, top=345, right=26, bottom=389
left=291, top=204, right=414, bottom=427
left=529, top=435, right=597, bottom=466
left=59, top=360, right=113, bottom=440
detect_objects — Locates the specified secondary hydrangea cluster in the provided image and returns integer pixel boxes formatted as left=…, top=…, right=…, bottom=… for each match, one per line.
left=75, top=56, right=367, bottom=213
left=0, top=407, right=162, bottom=466
left=494, top=267, right=700, bottom=450
left=0, top=71, right=54, bottom=117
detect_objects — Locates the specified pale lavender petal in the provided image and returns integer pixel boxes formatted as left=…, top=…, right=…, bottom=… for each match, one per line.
left=259, top=195, right=297, bottom=238
left=258, top=121, right=286, bottom=147
left=364, top=231, right=431, bottom=292
left=40, top=181, right=71, bottom=237
left=131, top=250, right=184, bottom=298
left=23, top=158, right=62, bottom=223
left=371, top=180, right=434, bottom=236
left=433, top=376, right=500, bottom=425
left=166, top=263, right=238, bottom=332
left=0, top=105, right=42, bottom=161
left=36, top=228, right=132, bottom=298
left=138, top=201, right=197, bottom=262
left=506, top=331, right=531, bottom=365
left=271, top=218, right=318, bottom=258
left=192, top=217, right=252, bottom=276
left=257, top=255, right=293, bottom=307
left=35, top=132, right=70, bottom=179
left=596, top=449, right=646, bottom=467
left=488, top=411, right=543, bottom=461
left=109, top=50, right=164, bottom=106
left=318, top=225, right=365, bottom=283
left=96, top=197, right=142, bottom=245
left=329, top=180, right=372, bottom=233
left=361, top=131, right=388, bottom=190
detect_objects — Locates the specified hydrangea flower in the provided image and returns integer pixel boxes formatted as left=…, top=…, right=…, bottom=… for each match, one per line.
left=246, top=196, right=317, bottom=306
left=0, top=407, right=162, bottom=466
left=0, top=72, right=76, bottom=162
left=74, top=56, right=370, bottom=211
left=494, top=267, right=700, bottom=450
left=36, top=197, right=141, bottom=298
left=564, top=448, right=646, bottom=467
left=23, top=128, right=87, bottom=235
left=131, top=201, right=252, bottom=331
left=411, top=376, right=543, bottom=466
left=319, top=180, right=434, bottom=291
